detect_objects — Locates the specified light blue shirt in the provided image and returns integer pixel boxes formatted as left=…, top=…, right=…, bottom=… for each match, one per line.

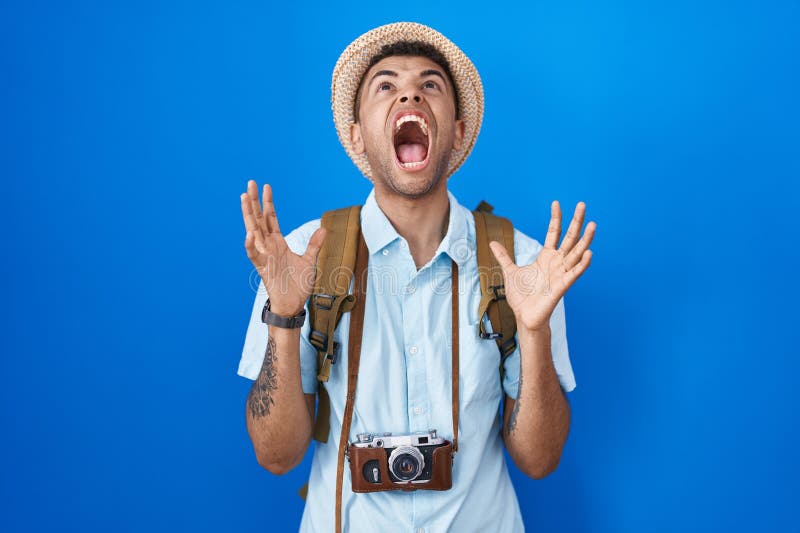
left=238, top=188, right=575, bottom=533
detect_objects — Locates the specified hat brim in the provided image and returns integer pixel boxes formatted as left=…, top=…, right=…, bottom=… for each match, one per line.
left=331, top=22, right=484, bottom=180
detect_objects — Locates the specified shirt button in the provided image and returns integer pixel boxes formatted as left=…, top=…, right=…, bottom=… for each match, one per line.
left=417, top=528, right=425, bottom=533
left=382, top=249, right=389, bottom=256
left=406, top=285, right=416, bottom=294
left=413, top=407, right=423, bottom=415
left=409, top=346, right=418, bottom=355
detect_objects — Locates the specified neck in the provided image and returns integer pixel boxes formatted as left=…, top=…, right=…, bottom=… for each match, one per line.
left=373, top=182, right=450, bottom=268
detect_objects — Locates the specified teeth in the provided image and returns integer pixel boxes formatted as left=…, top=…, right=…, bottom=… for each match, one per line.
left=400, top=160, right=425, bottom=168
left=395, top=114, right=429, bottom=136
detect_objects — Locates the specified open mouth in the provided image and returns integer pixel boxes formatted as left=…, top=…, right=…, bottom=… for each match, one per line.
left=393, top=113, right=430, bottom=171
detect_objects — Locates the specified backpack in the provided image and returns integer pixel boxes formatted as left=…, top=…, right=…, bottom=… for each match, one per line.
left=306, top=200, right=518, bottom=447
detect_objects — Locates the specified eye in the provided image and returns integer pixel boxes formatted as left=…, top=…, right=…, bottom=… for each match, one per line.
left=377, top=82, right=394, bottom=92
left=422, top=80, right=440, bottom=90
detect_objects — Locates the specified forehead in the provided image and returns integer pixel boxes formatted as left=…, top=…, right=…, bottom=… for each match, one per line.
left=364, top=55, right=451, bottom=84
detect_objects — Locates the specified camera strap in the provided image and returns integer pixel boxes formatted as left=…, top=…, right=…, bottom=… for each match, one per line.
left=334, top=232, right=460, bottom=533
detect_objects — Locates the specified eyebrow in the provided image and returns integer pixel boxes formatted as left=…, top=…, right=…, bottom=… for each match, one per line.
left=420, top=69, right=446, bottom=83
left=368, top=68, right=448, bottom=85
left=369, top=70, right=398, bottom=83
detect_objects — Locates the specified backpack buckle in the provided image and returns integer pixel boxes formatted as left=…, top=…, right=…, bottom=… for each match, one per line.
left=312, top=293, right=336, bottom=311
left=309, top=328, right=328, bottom=351
left=327, top=341, right=341, bottom=364
left=309, top=329, right=341, bottom=364
left=500, top=337, right=517, bottom=357
left=489, top=284, right=506, bottom=301
left=479, top=331, right=503, bottom=340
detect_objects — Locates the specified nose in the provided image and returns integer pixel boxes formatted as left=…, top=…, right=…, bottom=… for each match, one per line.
left=399, top=86, right=423, bottom=105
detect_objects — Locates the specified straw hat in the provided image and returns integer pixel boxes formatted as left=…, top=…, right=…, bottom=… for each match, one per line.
left=331, top=22, right=484, bottom=179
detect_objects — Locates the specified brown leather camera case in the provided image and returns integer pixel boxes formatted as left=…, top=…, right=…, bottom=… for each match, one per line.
left=349, top=440, right=454, bottom=493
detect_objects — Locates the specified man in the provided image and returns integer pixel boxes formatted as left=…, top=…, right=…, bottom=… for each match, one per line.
left=238, top=22, right=595, bottom=532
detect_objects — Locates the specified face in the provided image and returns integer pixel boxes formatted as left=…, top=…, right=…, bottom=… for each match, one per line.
left=350, top=55, right=465, bottom=199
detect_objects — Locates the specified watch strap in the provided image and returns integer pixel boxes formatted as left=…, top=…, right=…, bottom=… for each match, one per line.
left=261, top=299, right=307, bottom=329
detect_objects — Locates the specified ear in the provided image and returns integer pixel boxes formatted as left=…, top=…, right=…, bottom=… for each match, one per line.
left=350, top=122, right=365, bottom=155
left=452, top=119, right=465, bottom=150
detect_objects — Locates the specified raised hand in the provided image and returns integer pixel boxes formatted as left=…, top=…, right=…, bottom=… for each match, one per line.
left=489, top=201, right=596, bottom=332
left=241, top=180, right=326, bottom=316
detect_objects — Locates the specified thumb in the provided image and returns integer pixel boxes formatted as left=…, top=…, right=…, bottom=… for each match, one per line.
left=303, top=227, right=327, bottom=263
left=489, top=240, right=516, bottom=270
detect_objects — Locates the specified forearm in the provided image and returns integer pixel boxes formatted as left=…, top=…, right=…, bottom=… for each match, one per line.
left=246, top=325, right=313, bottom=474
left=503, top=326, right=571, bottom=478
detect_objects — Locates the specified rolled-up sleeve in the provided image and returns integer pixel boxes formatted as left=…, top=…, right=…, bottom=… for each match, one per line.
left=502, top=229, right=577, bottom=398
left=237, top=219, right=322, bottom=395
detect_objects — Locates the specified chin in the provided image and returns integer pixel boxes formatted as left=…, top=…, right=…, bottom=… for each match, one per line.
left=381, top=156, right=450, bottom=199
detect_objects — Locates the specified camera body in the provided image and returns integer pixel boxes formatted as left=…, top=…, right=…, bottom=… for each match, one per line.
left=348, top=430, right=454, bottom=493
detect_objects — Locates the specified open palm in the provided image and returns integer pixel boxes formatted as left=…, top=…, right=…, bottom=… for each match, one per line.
left=240, top=180, right=326, bottom=316
left=489, top=201, right=596, bottom=332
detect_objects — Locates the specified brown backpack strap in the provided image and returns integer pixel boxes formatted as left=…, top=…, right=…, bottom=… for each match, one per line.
left=473, top=209, right=518, bottom=360
left=335, top=231, right=369, bottom=533
left=312, top=387, right=332, bottom=444
left=309, top=206, right=361, bottom=443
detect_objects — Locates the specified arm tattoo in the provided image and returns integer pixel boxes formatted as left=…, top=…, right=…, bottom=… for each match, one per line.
left=506, top=369, right=522, bottom=435
left=247, top=336, right=278, bottom=418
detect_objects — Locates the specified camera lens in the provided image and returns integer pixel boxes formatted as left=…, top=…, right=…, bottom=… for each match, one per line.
left=388, top=446, right=425, bottom=482
left=396, top=455, right=418, bottom=478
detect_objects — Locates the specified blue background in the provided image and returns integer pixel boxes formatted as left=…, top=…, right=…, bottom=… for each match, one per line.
left=2, top=1, right=798, bottom=532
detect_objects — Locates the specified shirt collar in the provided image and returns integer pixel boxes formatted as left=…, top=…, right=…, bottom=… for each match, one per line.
left=360, top=188, right=471, bottom=267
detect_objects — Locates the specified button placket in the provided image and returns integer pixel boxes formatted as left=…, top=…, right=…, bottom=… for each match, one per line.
left=403, top=268, right=429, bottom=433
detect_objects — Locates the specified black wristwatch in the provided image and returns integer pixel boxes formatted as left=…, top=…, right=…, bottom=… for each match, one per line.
left=261, top=299, right=307, bottom=329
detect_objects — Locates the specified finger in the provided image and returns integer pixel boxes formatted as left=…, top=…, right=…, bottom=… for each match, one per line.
left=244, top=231, right=262, bottom=264
left=558, top=202, right=586, bottom=255
left=303, top=227, right=327, bottom=263
left=489, top=240, right=516, bottom=270
left=247, top=180, right=267, bottom=234
left=252, top=224, right=269, bottom=255
left=566, top=249, right=593, bottom=284
left=543, top=201, right=562, bottom=250
left=240, top=193, right=255, bottom=231
left=262, top=183, right=282, bottom=235
left=241, top=193, right=259, bottom=233
left=564, top=220, right=596, bottom=270
left=243, top=193, right=271, bottom=256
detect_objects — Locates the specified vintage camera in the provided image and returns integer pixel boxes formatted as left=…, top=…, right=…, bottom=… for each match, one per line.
left=348, top=429, right=454, bottom=493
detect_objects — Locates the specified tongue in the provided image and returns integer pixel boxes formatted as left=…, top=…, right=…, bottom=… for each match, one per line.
left=396, top=143, right=427, bottom=164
